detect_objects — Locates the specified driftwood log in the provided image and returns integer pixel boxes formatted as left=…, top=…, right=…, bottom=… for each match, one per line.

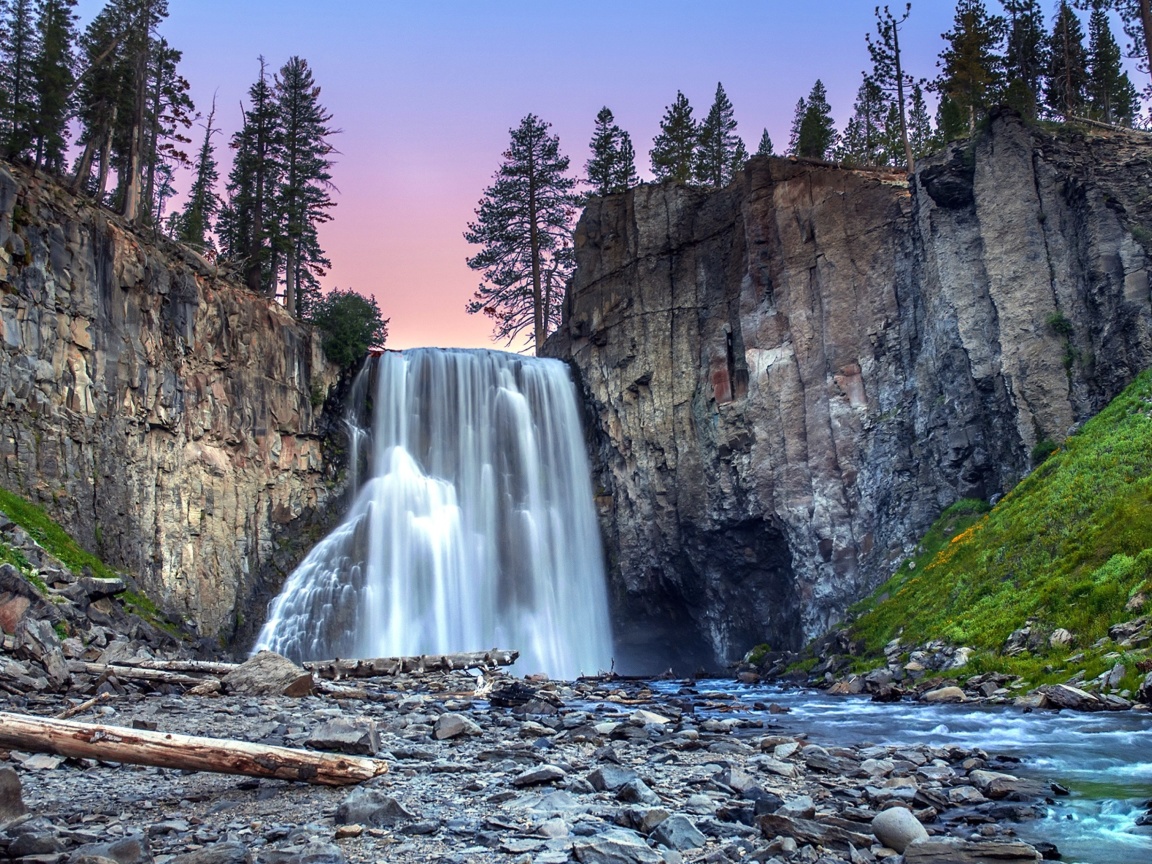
left=303, top=650, right=519, bottom=680
left=0, top=712, right=387, bottom=785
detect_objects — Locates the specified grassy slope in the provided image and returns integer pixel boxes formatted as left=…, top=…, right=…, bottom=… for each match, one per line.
left=844, top=369, right=1152, bottom=688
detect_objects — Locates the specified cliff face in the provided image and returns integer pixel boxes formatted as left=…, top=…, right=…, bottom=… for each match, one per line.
left=0, top=164, right=343, bottom=646
left=546, top=111, right=1152, bottom=673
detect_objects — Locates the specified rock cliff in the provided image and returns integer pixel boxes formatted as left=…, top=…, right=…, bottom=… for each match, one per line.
left=0, top=163, right=343, bottom=647
left=546, top=111, right=1152, bottom=673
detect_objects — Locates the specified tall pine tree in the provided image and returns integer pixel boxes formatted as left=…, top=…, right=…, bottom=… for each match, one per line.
left=1046, top=1, right=1089, bottom=117
left=837, top=75, right=888, bottom=165
left=585, top=106, right=637, bottom=196
left=177, top=95, right=219, bottom=251
left=1087, top=4, right=1139, bottom=123
left=276, top=55, right=336, bottom=319
left=0, top=0, right=40, bottom=159
left=115, top=0, right=169, bottom=223
left=140, top=37, right=192, bottom=227
left=907, top=82, right=934, bottom=157
left=465, top=114, right=577, bottom=353
left=755, top=129, right=774, bottom=156
left=694, top=82, right=746, bottom=187
left=795, top=80, right=836, bottom=159
left=30, top=0, right=77, bottom=171
left=1002, top=0, right=1048, bottom=118
left=70, top=5, right=130, bottom=197
left=867, top=3, right=915, bottom=171
left=935, top=0, right=1005, bottom=134
left=649, top=91, right=697, bottom=182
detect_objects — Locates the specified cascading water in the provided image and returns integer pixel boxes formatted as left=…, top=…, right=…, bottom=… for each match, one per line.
left=254, top=348, right=614, bottom=680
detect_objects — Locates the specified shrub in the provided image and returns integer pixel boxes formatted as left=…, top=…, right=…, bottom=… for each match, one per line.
left=308, top=289, right=389, bottom=370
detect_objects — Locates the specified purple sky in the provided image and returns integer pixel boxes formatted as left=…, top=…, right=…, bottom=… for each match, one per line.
left=74, top=1, right=1145, bottom=349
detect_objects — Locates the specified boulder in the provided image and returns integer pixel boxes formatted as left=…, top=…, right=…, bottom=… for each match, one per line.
left=513, top=765, right=567, bottom=787
left=588, top=765, right=639, bottom=792
left=334, top=788, right=415, bottom=827
left=871, top=806, right=928, bottom=852
left=921, top=686, right=965, bottom=703
left=169, top=842, right=252, bottom=864
left=1038, top=683, right=1102, bottom=711
left=432, top=712, right=481, bottom=740
left=903, top=838, right=1041, bottom=862
left=650, top=814, right=706, bottom=851
left=221, top=651, right=313, bottom=697
left=572, top=828, right=662, bottom=863
left=1048, top=628, right=1073, bottom=648
left=305, top=717, right=379, bottom=755
left=0, top=766, right=27, bottom=825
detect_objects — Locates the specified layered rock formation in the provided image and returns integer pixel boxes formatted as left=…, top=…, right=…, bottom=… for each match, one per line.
left=547, top=111, right=1152, bottom=672
left=0, top=164, right=342, bottom=646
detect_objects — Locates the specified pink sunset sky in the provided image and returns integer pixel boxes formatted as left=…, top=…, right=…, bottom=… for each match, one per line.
left=75, top=1, right=1147, bottom=350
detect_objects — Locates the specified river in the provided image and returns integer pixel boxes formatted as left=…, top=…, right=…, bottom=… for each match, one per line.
left=658, top=681, right=1152, bottom=864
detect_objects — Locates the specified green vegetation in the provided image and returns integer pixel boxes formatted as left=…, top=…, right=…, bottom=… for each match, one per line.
left=0, top=487, right=119, bottom=581
left=309, top=289, right=389, bottom=371
left=846, top=369, right=1152, bottom=678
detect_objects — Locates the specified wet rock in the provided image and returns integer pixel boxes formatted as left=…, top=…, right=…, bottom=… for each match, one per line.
left=1037, top=683, right=1102, bottom=711
left=305, top=717, right=379, bottom=754
left=871, top=806, right=928, bottom=852
left=650, top=813, right=706, bottom=851
left=221, top=651, right=313, bottom=697
left=757, top=813, right=872, bottom=851
left=334, top=788, right=415, bottom=827
left=921, top=686, right=965, bottom=703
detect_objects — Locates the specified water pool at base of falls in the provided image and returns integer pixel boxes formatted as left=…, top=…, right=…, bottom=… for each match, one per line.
left=660, top=680, right=1152, bottom=864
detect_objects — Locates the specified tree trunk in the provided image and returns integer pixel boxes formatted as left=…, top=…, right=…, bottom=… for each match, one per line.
left=69, top=137, right=96, bottom=194
left=284, top=245, right=297, bottom=316
left=95, top=120, right=113, bottom=199
left=0, top=712, right=388, bottom=786
left=527, top=147, right=543, bottom=355
left=305, top=649, right=519, bottom=680
left=1140, top=0, right=1152, bottom=89
left=119, top=17, right=150, bottom=223
left=893, top=23, right=914, bottom=173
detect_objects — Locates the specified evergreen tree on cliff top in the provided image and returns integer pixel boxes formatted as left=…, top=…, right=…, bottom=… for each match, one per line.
left=275, top=55, right=337, bottom=320
left=755, top=129, right=774, bottom=156
left=934, top=0, right=1005, bottom=135
left=694, top=82, right=746, bottom=187
left=585, top=106, right=637, bottom=197
left=0, top=0, right=41, bottom=159
left=1082, top=0, right=1152, bottom=100
left=1046, top=1, right=1089, bottom=117
left=177, top=95, right=219, bottom=251
left=1087, top=4, right=1139, bottom=124
left=649, top=91, right=696, bottom=182
left=465, top=114, right=578, bottom=354
left=1001, top=0, right=1048, bottom=118
left=794, top=80, right=837, bottom=159
left=70, top=5, right=130, bottom=198
left=867, top=3, right=915, bottom=171
left=837, top=75, right=888, bottom=165
left=30, top=0, right=78, bottom=172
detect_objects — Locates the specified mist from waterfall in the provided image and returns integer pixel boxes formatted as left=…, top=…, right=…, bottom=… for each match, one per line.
left=254, top=348, right=614, bottom=679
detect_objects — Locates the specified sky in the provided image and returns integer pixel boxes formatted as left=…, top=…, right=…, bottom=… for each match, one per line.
left=73, top=1, right=1146, bottom=350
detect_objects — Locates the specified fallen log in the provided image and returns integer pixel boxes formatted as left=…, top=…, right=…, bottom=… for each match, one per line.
left=0, top=712, right=387, bottom=786
left=304, top=650, right=519, bottom=680
left=67, top=662, right=205, bottom=687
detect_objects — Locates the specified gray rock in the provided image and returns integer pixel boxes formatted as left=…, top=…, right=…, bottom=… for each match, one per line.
left=903, top=838, right=1041, bottom=863
left=70, top=835, right=152, bottom=864
left=305, top=717, right=379, bottom=755
left=8, top=830, right=65, bottom=857
left=617, top=779, right=661, bottom=806
left=169, top=842, right=252, bottom=864
left=266, top=840, right=347, bottom=864
left=650, top=814, right=706, bottom=851
left=588, top=765, right=639, bottom=792
left=433, top=712, right=481, bottom=740
left=572, top=827, right=662, bottom=863
left=871, top=806, right=928, bottom=853
left=513, top=764, right=567, bottom=787
left=777, top=795, right=815, bottom=820
left=334, top=788, right=415, bottom=827
left=221, top=651, right=313, bottom=697
left=0, top=766, right=26, bottom=825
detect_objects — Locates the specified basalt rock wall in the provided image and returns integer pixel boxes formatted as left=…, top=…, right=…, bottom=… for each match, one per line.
left=0, top=163, right=344, bottom=647
left=546, top=111, right=1152, bottom=673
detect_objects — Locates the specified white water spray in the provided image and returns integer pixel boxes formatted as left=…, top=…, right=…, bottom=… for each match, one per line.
left=254, top=349, right=614, bottom=679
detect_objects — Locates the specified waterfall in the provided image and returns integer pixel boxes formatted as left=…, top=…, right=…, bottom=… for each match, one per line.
left=254, top=348, right=614, bottom=680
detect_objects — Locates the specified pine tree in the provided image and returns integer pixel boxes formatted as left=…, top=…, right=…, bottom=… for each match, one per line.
left=935, top=0, right=1005, bottom=134
left=907, top=82, right=934, bottom=156
left=70, top=6, right=130, bottom=197
left=1087, top=4, right=1139, bottom=123
left=649, top=91, right=696, bottom=182
left=140, top=37, right=192, bottom=227
left=178, top=95, right=219, bottom=251
left=694, top=82, right=746, bottom=187
left=1046, top=1, right=1089, bottom=118
left=867, top=3, right=915, bottom=172
left=30, top=0, right=77, bottom=171
left=464, top=114, right=578, bottom=353
left=796, top=80, right=836, bottom=159
left=275, top=55, right=337, bottom=319
left=1002, top=0, right=1048, bottom=118
left=755, top=129, right=774, bottom=156
left=837, top=76, right=888, bottom=165
left=585, top=106, right=637, bottom=197
left=219, top=58, right=281, bottom=297
left=115, top=0, right=169, bottom=223
left=787, top=97, right=806, bottom=154
left=1086, top=1, right=1150, bottom=97
left=0, top=0, right=41, bottom=159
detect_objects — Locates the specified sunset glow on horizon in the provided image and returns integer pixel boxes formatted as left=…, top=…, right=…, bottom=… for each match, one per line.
left=73, top=1, right=1145, bottom=350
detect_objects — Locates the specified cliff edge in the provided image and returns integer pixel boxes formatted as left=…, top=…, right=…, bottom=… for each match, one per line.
left=0, top=163, right=343, bottom=648
left=547, top=110, right=1152, bottom=672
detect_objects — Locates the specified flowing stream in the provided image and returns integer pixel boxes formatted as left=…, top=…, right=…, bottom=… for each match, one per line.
left=669, top=681, right=1152, bottom=864
left=255, top=348, right=614, bottom=680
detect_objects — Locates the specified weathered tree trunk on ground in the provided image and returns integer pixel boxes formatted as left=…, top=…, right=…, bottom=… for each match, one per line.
left=0, top=712, right=388, bottom=785
left=304, top=650, right=519, bottom=679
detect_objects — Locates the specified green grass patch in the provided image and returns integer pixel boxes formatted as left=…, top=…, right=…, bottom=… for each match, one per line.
left=847, top=369, right=1152, bottom=670
left=0, top=487, right=119, bottom=581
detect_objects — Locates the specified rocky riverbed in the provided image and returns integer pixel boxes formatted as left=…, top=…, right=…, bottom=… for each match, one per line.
left=0, top=663, right=1067, bottom=864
